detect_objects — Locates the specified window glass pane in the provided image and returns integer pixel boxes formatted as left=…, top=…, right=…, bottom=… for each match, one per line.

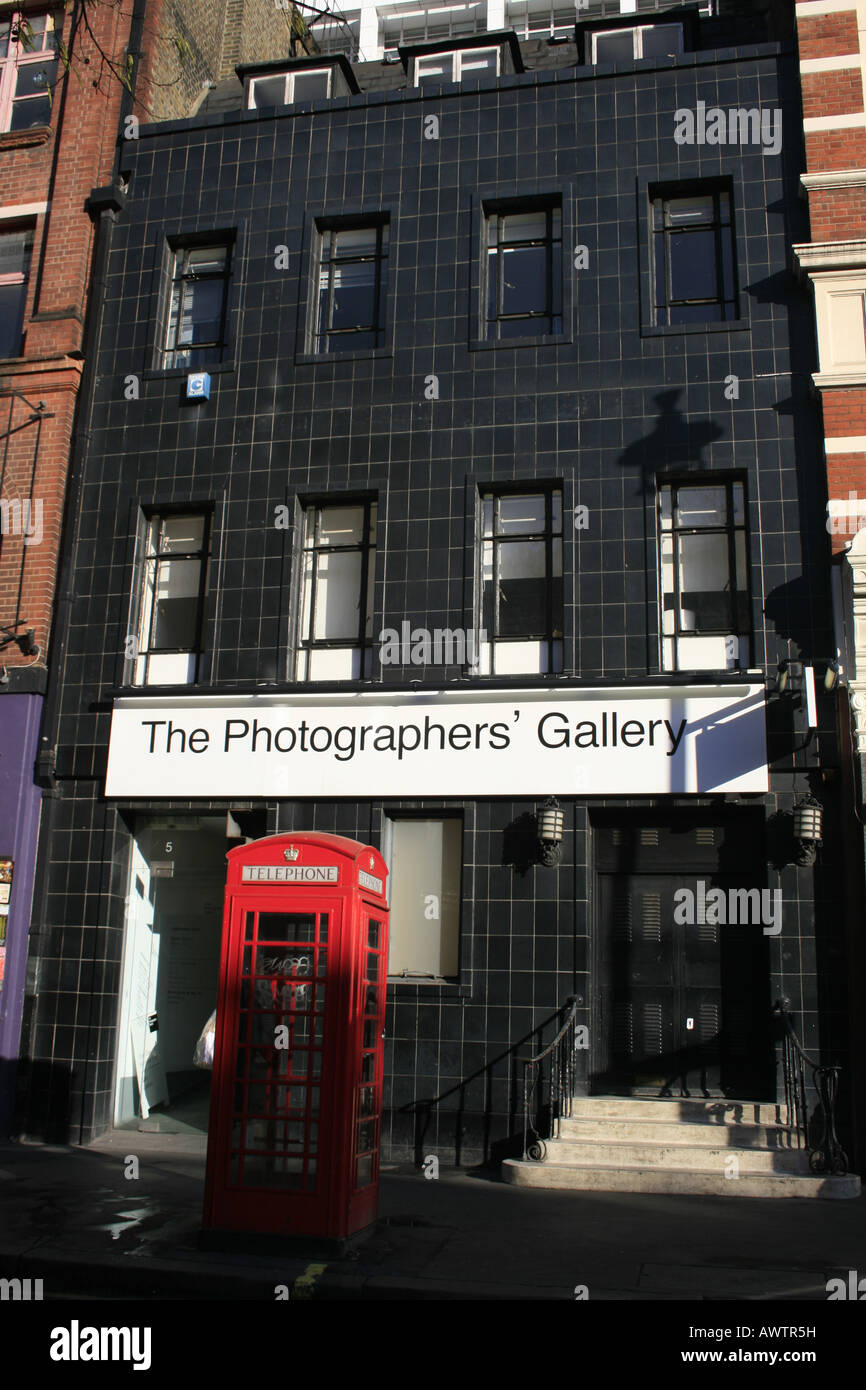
left=497, top=540, right=547, bottom=635
left=335, top=227, right=379, bottom=258
left=481, top=497, right=494, bottom=537
left=387, top=819, right=460, bottom=977
left=329, top=260, right=376, bottom=331
left=416, top=57, right=449, bottom=84
left=675, top=487, right=727, bottom=529
left=659, top=489, right=672, bottom=530
left=160, top=515, right=205, bottom=553
left=313, top=549, right=363, bottom=640
left=498, top=495, right=545, bottom=533
left=317, top=506, right=365, bottom=547
left=151, top=559, right=202, bottom=648
left=10, top=94, right=51, bottom=129
left=594, top=29, right=636, bottom=62
left=170, top=279, right=224, bottom=347
left=677, top=533, right=731, bottom=629
left=640, top=24, right=681, bottom=58
left=0, top=21, right=10, bottom=58
left=721, top=227, right=736, bottom=302
left=501, top=245, right=547, bottom=316
left=0, top=282, right=27, bottom=357
left=666, top=196, right=715, bottom=226
left=460, top=49, right=497, bottom=74
left=250, top=75, right=286, bottom=107
left=0, top=230, right=32, bottom=276
left=669, top=229, right=718, bottom=302
left=503, top=211, right=547, bottom=243
left=186, top=246, right=227, bottom=274
left=551, top=493, right=562, bottom=534
left=734, top=531, right=750, bottom=627
left=23, top=14, right=56, bottom=50
left=14, top=59, right=56, bottom=99
left=732, top=483, right=745, bottom=525
left=292, top=70, right=330, bottom=100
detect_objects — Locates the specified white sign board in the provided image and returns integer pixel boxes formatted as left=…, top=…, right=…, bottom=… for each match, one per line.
left=105, top=686, right=768, bottom=797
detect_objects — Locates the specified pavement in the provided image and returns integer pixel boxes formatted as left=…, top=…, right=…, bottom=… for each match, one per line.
left=1, top=1131, right=866, bottom=1301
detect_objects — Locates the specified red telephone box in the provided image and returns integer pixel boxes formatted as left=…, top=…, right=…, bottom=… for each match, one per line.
left=203, top=832, right=389, bottom=1240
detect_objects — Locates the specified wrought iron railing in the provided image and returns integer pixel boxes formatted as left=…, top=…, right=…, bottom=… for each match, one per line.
left=521, top=995, right=580, bottom=1160
left=773, top=999, right=849, bottom=1175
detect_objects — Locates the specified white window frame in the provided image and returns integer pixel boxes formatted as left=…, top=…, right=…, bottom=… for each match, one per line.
left=295, top=500, right=377, bottom=681
left=383, top=815, right=462, bottom=982
left=413, top=46, right=500, bottom=86
left=591, top=23, right=683, bottom=63
left=130, top=512, right=210, bottom=687
left=246, top=66, right=332, bottom=109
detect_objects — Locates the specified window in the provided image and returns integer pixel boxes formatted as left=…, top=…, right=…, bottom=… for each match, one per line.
left=162, top=242, right=232, bottom=369
left=484, top=202, right=562, bottom=340
left=414, top=47, right=499, bottom=86
left=592, top=24, right=682, bottom=63
left=247, top=67, right=331, bottom=108
left=0, top=224, right=33, bottom=358
left=0, top=12, right=58, bottom=132
left=385, top=817, right=461, bottom=979
left=651, top=186, right=737, bottom=326
left=313, top=222, right=388, bottom=354
left=479, top=489, right=563, bottom=675
left=131, top=513, right=210, bottom=685
left=296, top=501, right=377, bottom=680
left=658, top=481, right=750, bottom=672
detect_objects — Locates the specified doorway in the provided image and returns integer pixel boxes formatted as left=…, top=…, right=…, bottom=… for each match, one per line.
left=114, top=815, right=238, bottom=1133
left=592, top=813, right=775, bottom=1100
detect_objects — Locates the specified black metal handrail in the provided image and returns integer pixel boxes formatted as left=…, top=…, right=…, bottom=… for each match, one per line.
left=521, top=995, right=580, bottom=1160
left=773, top=999, right=849, bottom=1175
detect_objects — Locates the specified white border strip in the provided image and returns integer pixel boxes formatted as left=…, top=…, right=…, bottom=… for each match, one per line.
left=801, top=55, right=861, bottom=71
left=0, top=201, right=48, bottom=219
left=797, top=1, right=858, bottom=15
left=826, top=435, right=866, bottom=451
left=804, top=113, right=866, bottom=130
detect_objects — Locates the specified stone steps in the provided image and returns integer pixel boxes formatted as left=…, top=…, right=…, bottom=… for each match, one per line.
left=501, top=1097, right=861, bottom=1199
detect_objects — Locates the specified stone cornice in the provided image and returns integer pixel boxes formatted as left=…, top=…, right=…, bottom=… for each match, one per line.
left=793, top=239, right=866, bottom=272
left=801, top=169, right=866, bottom=193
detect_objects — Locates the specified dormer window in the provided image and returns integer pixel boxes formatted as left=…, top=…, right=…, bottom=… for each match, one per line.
left=247, top=66, right=331, bottom=109
left=414, top=47, right=500, bottom=87
left=592, top=23, right=682, bottom=64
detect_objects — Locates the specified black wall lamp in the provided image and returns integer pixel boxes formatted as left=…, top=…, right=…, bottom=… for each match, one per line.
left=793, top=793, right=823, bottom=866
left=538, top=796, right=564, bottom=867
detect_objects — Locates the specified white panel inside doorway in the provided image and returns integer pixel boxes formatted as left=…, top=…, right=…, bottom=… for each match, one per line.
left=114, top=816, right=229, bottom=1128
left=115, top=836, right=168, bottom=1123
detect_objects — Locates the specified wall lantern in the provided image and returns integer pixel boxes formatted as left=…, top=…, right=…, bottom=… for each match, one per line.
left=793, top=794, right=823, bottom=866
left=538, top=796, right=564, bottom=867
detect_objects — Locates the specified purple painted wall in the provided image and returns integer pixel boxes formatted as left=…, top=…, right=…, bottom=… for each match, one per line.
left=0, top=694, right=42, bottom=1135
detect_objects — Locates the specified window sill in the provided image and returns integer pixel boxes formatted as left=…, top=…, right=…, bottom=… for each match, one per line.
left=470, top=330, right=571, bottom=352
left=641, top=318, right=749, bottom=338
left=295, top=347, right=393, bottom=365
left=387, top=977, right=470, bottom=997
left=142, top=361, right=236, bottom=380
left=0, top=125, right=52, bottom=150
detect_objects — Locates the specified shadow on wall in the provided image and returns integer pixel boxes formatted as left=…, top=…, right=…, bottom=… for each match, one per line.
left=392, top=1000, right=575, bottom=1169
left=10, top=1059, right=74, bottom=1144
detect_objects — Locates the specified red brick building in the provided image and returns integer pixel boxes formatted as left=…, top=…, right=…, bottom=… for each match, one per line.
left=793, top=0, right=866, bottom=1161
left=0, top=0, right=311, bottom=1132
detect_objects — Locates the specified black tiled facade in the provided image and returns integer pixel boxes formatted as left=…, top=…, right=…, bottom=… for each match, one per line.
left=15, top=9, right=854, bottom=1168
